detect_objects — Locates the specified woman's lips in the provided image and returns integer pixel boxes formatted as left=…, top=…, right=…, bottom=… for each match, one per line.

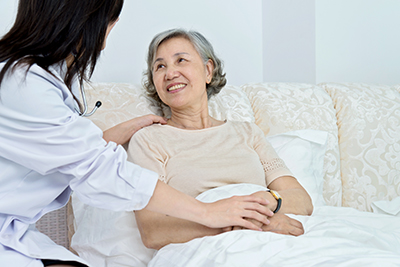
left=167, top=83, right=186, bottom=92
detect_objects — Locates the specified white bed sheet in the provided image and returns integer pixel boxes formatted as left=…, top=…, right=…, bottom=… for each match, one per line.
left=149, top=186, right=400, bottom=267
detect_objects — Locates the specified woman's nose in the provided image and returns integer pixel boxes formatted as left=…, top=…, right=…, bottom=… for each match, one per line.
left=165, top=66, right=179, bottom=80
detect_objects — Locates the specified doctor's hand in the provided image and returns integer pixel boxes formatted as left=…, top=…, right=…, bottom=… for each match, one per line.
left=103, top=114, right=167, bottom=145
left=202, top=195, right=274, bottom=231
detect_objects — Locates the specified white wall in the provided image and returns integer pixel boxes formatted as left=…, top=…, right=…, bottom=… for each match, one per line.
left=316, top=0, right=400, bottom=85
left=0, top=0, right=17, bottom=34
left=263, top=0, right=316, bottom=83
left=1, top=1, right=399, bottom=85
left=94, top=0, right=263, bottom=86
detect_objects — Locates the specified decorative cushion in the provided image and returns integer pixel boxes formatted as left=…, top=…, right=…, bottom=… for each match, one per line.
left=241, top=83, right=342, bottom=207
left=208, top=85, right=256, bottom=123
left=394, top=84, right=400, bottom=94
left=267, top=130, right=328, bottom=207
left=83, top=82, right=162, bottom=131
left=320, top=83, right=400, bottom=211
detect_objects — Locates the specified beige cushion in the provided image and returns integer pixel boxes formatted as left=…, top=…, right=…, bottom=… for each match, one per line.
left=83, top=82, right=162, bottom=131
left=320, top=83, right=400, bottom=211
left=241, top=83, right=342, bottom=207
left=208, top=85, right=256, bottom=123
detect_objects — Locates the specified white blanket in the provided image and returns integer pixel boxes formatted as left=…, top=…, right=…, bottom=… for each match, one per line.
left=149, top=185, right=400, bottom=267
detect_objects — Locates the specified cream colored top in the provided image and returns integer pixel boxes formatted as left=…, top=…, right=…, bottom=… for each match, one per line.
left=128, top=121, right=294, bottom=198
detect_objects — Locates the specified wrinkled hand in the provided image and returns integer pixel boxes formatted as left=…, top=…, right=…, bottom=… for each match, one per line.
left=103, top=115, right=167, bottom=145
left=202, top=195, right=274, bottom=231
left=261, top=213, right=304, bottom=236
left=232, top=213, right=304, bottom=236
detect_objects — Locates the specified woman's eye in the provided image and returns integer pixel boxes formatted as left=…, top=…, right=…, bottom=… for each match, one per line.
left=155, top=64, right=164, bottom=71
left=178, top=58, right=186, bottom=63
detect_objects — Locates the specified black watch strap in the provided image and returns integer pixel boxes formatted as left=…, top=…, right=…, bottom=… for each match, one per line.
left=268, top=189, right=282, bottom=213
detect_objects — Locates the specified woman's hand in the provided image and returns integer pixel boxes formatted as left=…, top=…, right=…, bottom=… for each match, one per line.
left=261, top=213, right=304, bottom=236
left=232, top=213, right=304, bottom=236
left=103, top=115, right=167, bottom=145
left=200, top=195, right=274, bottom=231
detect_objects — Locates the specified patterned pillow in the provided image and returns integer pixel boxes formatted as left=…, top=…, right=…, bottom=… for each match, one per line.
left=83, top=82, right=162, bottom=131
left=394, top=84, right=400, bottom=94
left=241, top=83, right=342, bottom=207
left=208, top=85, right=256, bottom=123
left=320, top=83, right=400, bottom=212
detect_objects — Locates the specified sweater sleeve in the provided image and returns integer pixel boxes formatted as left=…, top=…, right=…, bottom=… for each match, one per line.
left=251, top=123, right=295, bottom=186
left=127, top=127, right=167, bottom=183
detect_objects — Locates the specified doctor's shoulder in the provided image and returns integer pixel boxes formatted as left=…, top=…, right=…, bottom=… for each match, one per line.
left=0, top=61, right=65, bottom=89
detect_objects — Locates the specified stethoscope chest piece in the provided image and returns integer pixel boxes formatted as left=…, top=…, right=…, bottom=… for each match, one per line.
left=75, top=84, right=102, bottom=117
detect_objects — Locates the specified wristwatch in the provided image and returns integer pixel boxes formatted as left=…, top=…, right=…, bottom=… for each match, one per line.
left=267, top=189, right=282, bottom=213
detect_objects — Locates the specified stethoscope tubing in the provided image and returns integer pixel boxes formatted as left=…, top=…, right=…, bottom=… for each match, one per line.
left=75, top=84, right=102, bottom=117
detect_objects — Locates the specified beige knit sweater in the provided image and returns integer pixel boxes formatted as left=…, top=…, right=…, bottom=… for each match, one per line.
left=128, top=121, right=293, bottom=198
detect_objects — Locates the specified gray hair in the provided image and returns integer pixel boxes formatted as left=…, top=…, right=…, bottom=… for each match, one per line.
left=143, top=28, right=227, bottom=108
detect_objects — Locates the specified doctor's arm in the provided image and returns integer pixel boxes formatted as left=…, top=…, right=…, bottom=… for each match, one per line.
left=136, top=183, right=273, bottom=249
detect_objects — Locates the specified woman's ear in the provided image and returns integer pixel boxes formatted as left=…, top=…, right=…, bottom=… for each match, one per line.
left=205, top=59, right=214, bottom=84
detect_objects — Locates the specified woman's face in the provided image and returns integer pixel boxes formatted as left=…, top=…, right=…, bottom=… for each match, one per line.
left=152, top=37, right=214, bottom=110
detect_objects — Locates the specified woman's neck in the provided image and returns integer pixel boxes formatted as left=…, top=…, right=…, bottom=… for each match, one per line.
left=167, top=105, right=225, bottom=130
left=168, top=110, right=213, bottom=130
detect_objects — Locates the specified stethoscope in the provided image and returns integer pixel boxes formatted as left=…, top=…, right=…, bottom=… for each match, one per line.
left=75, top=83, right=102, bottom=117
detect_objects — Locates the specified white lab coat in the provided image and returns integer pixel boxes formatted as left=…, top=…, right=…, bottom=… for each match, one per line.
left=0, top=62, right=159, bottom=266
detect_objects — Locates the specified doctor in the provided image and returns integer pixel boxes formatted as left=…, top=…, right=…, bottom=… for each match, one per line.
left=0, top=0, right=272, bottom=266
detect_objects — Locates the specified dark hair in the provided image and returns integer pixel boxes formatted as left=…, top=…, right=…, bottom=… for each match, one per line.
left=0, top=0, right=123, bottom=110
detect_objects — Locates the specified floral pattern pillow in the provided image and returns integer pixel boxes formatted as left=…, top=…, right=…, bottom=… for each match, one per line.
left=241, top=83, right=342, bottom=207
left=320, top=83, right=400, bottom=211
left=83, top=82, right=161, bottom=131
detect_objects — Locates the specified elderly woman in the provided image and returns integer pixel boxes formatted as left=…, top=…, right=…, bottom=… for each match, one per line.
left=128, top=29, right=313, bottom=250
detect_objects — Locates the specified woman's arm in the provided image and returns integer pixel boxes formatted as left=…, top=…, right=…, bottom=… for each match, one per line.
left=135, top=205, right=222, bottom=250
left=251, top=124, right=313, bottom=216
left=252, top=176, right=313, bottom=215
left=140, top=180, right=273, bottom=249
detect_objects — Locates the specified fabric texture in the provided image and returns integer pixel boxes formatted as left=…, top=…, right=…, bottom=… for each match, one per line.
left=267, top=130, right=328, bottom=207
left=320, top=83, right=400, bottom=211
left=371, top=196, right=400, bottom=217
left=128, top=121, right=293, bottom=198
left=149, top=184, right=400, bottom=267
left=208, top=85, right=256, bottom=123
left=83, top=82, right=162, bottom=131
left=241, top=83, right=342, bottom=207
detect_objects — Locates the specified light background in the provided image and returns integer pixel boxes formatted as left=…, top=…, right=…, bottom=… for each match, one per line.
left=1, top=0, right=399, bottom=86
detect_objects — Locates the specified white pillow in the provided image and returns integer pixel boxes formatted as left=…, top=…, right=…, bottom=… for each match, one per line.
left=71, top=129, right=328, bottom=267
left=267, top=129, right=328, bottom=206
left=70, top=195, right=155, bottom=267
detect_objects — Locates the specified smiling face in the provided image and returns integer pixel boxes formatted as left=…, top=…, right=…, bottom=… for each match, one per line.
left=152, top=37, right=214, bottom=110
